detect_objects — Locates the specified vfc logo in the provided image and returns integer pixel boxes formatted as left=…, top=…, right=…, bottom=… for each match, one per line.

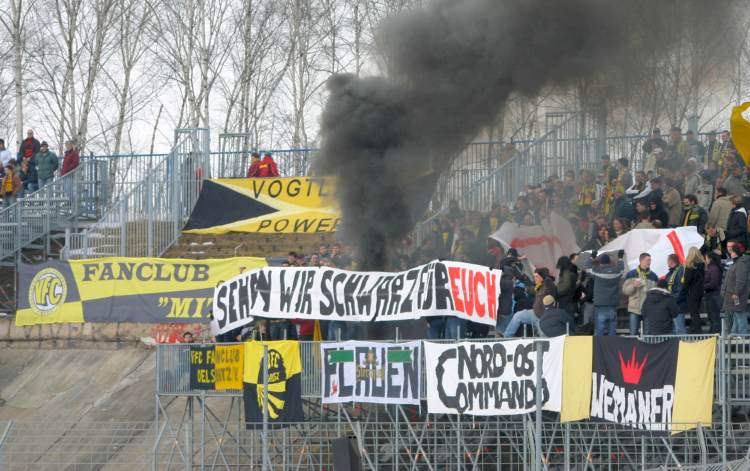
left=618, top=347, right=649, bottom=385
left=28, top=268, right=68, bottom=316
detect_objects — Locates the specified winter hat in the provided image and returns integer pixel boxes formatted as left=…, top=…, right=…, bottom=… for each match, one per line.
left=543, top=295, right=556, bottom=307
left=598, top=253, right=611, bottom=265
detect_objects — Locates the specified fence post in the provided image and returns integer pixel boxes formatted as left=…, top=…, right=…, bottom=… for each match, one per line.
left=146, top=176, right=153, bottom=257
left=720, top=333, right=727, bottom=466
left=186, top=397, right=193, bottom=471
left=262, top=344, right=270, bottom=471
left=120, top=198, right=127, bottom=256
left=534, top=342, right=543, bottom=471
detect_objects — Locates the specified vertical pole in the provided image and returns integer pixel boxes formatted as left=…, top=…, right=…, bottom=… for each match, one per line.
left=456, top=413, right=461, bottom=471
left=153, top=394, right=159, bottom=471
left=186, top=397, right=194, bottom=471
left=394, top=327, right=399, bottom=469
left=200, top=391, right=205, bottom=471
left=535, top=343, right=543, bottom=471
left=640, top=435, right=645, bottom=469
left=262, top=345, right=269, bottom=471
left=146, top=176, right=153, bottom=257
left=720, top=331, right=727, bottom=466
left=119, top=199, right=127, bottom=256
left=564, top=422, right=570, bottom=471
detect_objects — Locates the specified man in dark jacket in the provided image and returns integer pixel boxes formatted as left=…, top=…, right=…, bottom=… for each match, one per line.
left=539, top=295, right=573, bottom=337
left=589, top=253, right=625, bottom=336
left=681, top=194, right=708, bottom=234
left=725, top=196, right=748, bottom=248
left=666, top=254, right=686, bottom=333
left=721, top=243, right=750, bottom=334
left=17, top=129, right=40, bottom=162
left=642, top=128, right=667, bottom=155
left=641, top=279, right=679, bottom=335
left=32, top=141, right=58, bottom=187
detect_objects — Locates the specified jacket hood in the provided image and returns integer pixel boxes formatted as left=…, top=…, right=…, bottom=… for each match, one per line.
left=734, top=207, right=747, bottom=216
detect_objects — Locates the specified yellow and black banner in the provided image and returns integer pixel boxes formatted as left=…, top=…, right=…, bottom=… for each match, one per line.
left=188, top=344, right=245, bottom=391
left=16, top=257, right=268, bottom=326
left=183, top=177, right=340, bottom=234
left=560, top=336, right=715, bottom=434
left=243, top=340, right=304, bottom=428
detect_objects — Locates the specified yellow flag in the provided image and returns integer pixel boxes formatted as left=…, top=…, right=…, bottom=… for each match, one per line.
left=671, top=337, right=716, bottom=434
left=730, top=102, right=750, bottom=165
left=560, top=336, right=593, bottom=422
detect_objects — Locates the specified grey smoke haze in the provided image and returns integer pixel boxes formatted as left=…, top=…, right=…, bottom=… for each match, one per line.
left=315, top=0, right=735, bottom=270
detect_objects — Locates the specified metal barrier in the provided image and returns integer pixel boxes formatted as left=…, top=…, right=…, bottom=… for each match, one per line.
left=65, top=129, right=210, bottom=259
left=0, top=162, right=103, bottom=264
left=154, top=335, right=746, bottom=404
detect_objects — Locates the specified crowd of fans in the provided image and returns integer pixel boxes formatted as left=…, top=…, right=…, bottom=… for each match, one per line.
left=0, top=129, right=81, bottom=208
left=413, top=126, right=750, bottom=339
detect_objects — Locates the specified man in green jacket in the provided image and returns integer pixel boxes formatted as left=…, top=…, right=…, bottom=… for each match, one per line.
left=32, top=141, right=58, bottom=187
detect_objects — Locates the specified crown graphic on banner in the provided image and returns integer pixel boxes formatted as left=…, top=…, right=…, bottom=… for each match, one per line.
left=618, top=347, right=649, bottom=385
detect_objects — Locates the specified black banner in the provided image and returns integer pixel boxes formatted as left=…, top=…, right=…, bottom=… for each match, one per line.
left=189, top=346, right=216, bottom=390
left=591, top=337, right=678, bottom=432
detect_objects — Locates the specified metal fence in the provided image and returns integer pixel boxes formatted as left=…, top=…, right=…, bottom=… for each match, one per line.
left=0, top=160, right=108, bottom=264
left=65, top=128, right=210, bottom=259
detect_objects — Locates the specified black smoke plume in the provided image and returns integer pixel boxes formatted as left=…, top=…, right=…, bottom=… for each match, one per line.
left=315, top=0, right=736, bottom=270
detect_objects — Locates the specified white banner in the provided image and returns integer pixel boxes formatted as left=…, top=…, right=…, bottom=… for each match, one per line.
left=424, top=337, right=564, bottom=415
left=320, top=341, right=421, bottom=405
left=594, top=227, right=704, bottom=276
left=211, top=260, right=501, bottom=335
left=490, top=212, right=580, bottom=277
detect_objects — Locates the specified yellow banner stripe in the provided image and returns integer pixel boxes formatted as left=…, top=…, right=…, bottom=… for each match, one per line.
left=560, top=336, right=593, bottom=422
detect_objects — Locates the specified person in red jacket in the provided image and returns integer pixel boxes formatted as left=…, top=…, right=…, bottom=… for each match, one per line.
left=245, top=152, right=261, bottom=177
left=257, top=153, right=280, bottom=177
left=18, top=129, right=40, bottom=162
left=61, top=140, right=80, bottom=176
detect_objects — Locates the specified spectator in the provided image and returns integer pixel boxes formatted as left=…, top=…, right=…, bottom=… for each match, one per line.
left=622, top=253, right=659, bottom=335
left=705, top=131, right=722, bottom=166
left=725, top=195, right=748, bottom=248
left=681, top=194, right=708, bottom=234
left=555, top=256, right=578, bottom=313
left=662, top=178, right=683, bottom=227
left=721, top=242, right=750, bottom=334
left=665, top=253, right=686, bottom=334
left=642, top=128, right=667, bottom=155
left=495, top=272, right=515, bottom=334
left=577, top=170, right=597, bottom=217
left=583, top=224, right=609, bottom=251
left=641, top=279, right=679, bottom=335
left=720, top=130, right=737, bottom=163
left=679, top=247, right=705, bottom=334
left=695, top=171, right=714, bottom=212
left=0, top=139, right=11, bottom=172
left=665, top=126, right=687, bottom=168
left=245, top=152, right=261, bottom=177
left=539, top=295, right=574, bottom=337
left=18, top=159, right=37, bottom=196
left=182, top=331, right=194, bottom=343
left=708, top=187, right=732, bottom=232
left=502, top=267, right=556, bottom=337
left=682, top=161, right=701, bottom=197
left=723, top=165, right=744, bottom=197
left=644, top=147, right=663, bottom=175
left=292, top=320, right=314, bottom=341
left=633, top=199, right=654, bottom=228
left=610, top=217, right=630, bottom=239
left=1, top=162, right=21, bottom=208
left=61, top=140, right=80, bottom=176
left=612, top=189, right=637, bottom=222
left=703, top=223, right=726, bottom=256
left=32, top=141, right=58, bottom=187
left=590, top=253, right=625, bottom=336
left=703, top=250, right=724, bottom=334
left=617, top=158, right=633, bottom=190
left=649, top=199, right=670, bottom=229
left=18, top=129, right=40, bottom=162
left=685, top=130, right=705, bottom=162
left=257, top=152, right=280, bottom=177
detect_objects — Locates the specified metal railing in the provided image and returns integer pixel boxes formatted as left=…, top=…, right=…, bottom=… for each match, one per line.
left=65, top=129, right=209, bottom=259
left=0, top=161, right=108, bottom=263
